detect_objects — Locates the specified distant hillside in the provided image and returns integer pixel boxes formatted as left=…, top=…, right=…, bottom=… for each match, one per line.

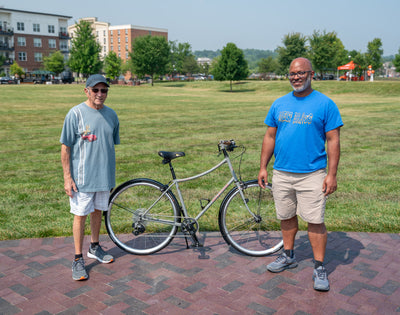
left=194, top=49, right=278, bottom=71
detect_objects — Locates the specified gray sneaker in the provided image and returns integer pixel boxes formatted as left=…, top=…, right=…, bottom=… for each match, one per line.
left=87, top=244, right=114, bottom=264
left=313, top=266, right=330, bottom=291
left=72, top=257, right=88, bottom=281
left=267, top=252, right=298, bottom=273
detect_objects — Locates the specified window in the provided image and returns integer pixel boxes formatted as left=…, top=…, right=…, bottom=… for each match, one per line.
left=125, top=29, right=128, bottom=35
left=110, top=38, right=113, bottom=44
left=125, top=52, right=129, bottom=59
left=17, top=37, right=26, bottom=46
left=60, top=41, right=68, bottom=50
left=118, top=45, right=120, bottom=51
left=103, top=38, right=106, bottom=44
left=125, top=45, right=128, bottom=50
left=125, top=37, right=128, bottom=43
left=34, top=38, right=42, bottom=47
left=33, top=23, right=40, bottom=32
left=111, top=45, right=113, bottom=51
left=34, top=52, right=43, bottom=62
left=118, top=37, right=120, bottom=43
left=118, top=30, right=120, bottom=35
left=17, top=22, right=25, bottom=31
left=49, top=39, right=56, bottom=49
left=103, top=30, right=106, bottom=36
left=48, top=25, right=55, bottom=33
left=104, top=46, right=106, bottom=52
left=60, top=27, right=67, bottom=35
left=18, top=52, right=27, bottom=61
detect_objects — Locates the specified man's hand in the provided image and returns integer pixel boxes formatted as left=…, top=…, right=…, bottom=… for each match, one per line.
left=322, top=173, right=337, bottom=196
left=64, top=177, right=77, bottom=197
left=258, top=168, right=269, bottom=189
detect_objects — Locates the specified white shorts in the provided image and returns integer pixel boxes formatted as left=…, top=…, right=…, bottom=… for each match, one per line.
left=70, top=191, right=110, bottom=216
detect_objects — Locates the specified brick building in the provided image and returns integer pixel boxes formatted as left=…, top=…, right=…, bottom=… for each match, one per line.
left=0, top=8, right=71, bottom=74
left=69, top=18, right=168, bottom=63
left=109, top=24, right=168, bottom=62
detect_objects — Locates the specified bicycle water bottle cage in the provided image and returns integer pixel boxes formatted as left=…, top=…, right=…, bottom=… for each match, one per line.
left=158, top=151, right=185, bottom=164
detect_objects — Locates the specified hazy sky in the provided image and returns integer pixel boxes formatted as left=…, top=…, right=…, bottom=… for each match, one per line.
left=2, top=0, right=399, bottom=55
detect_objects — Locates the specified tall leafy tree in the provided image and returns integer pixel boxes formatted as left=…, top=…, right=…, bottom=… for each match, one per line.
left=68, top=20, right=102, bottom=77
left=352, top=51, right=368, bottom=78
left=10, top=62, right=24, bottom=78
left=169, top=41, right=193, bottom=75
left=366, top=38, right=383, bottom=72
left=309, top=30, right=346, bottom=77
left=43, top=51, right=65, bottom=74
left=104, top=51, right=122, bottom=80
left=277, top=33, right=308, bottom=74
left=129, top=35, right=170, bottom=86
left=212, top=42, right=248, bottom=92
left=182, top=55, right=200, bottom=75
left=258, top=56, right=278, bottom=74
left=393, top=48, right=400, bottom=73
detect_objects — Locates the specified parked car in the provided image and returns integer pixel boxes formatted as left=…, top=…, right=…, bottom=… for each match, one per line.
left=0, top=76, right=16, bottom=84
left=60, top=71, right=73, bottom=84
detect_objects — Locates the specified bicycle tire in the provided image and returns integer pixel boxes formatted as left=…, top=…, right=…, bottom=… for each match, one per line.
left=218, top=179, right=283, bottom=256
left=105, top=178, right=180, bottom=255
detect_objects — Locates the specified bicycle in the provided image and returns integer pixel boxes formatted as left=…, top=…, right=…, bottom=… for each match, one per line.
left=105, top=140, right=283, bottom=256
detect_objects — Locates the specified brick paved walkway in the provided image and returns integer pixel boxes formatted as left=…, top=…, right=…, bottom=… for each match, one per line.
left=1, top=231, right=399, bottom=314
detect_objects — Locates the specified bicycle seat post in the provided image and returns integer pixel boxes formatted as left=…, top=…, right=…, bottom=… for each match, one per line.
left=168, top=161, right=177, bottom=180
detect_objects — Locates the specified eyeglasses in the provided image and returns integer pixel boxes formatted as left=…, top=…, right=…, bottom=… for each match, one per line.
left=90, top=88, right=108, bottom=94
left=288, top=71, right=311, bottom=78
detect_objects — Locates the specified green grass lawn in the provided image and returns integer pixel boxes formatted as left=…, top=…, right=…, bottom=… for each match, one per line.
left=0, top=80, right=399, bottom=240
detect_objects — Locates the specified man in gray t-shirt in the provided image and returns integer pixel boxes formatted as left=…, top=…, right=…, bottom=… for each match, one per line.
left=60, top=74, right=120, bottom=281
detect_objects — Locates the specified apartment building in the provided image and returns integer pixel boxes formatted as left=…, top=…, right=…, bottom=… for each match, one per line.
left=109, top=24, right=168, bottom=62
left=68, top=17, right=110, bottom=59
left=0, top=8, right=71, bottom=74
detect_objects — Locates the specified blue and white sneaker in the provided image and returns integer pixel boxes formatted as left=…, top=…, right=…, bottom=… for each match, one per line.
left=267, top=252, right=298, bottom=273
left=313, top=265, right=330, bottom=291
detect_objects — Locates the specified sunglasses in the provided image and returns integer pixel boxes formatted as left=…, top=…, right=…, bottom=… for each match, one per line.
left=90, top=88, right=109, bottom=94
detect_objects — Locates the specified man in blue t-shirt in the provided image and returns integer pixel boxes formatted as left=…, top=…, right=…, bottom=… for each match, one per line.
left=60, top=74, right=120, bottom=281
left=258, top=58, right=343, bottom=291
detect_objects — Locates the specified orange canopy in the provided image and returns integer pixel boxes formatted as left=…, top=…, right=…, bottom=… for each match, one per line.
left=337, top=61, right=355, bottom=70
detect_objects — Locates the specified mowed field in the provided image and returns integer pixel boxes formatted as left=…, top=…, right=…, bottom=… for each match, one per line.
left=0, top=80, right=399, bottom=240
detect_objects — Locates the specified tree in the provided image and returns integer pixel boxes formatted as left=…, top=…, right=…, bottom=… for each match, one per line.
left=308, top=30, right=346, bottom=77
left=10, top=62, right=24, bottom=78
left=68, top=20, right=102, bottom=77
left=394, top=48, right=400, bottom=73
left=352, top=51, right=368, bottom=78
left=277, top=33, right=308, bottom=74
left=130, top=35, right=170, bottom=86
left=366, top=38, right=383, bottom=72
left=104, top=51, right=122, bottom=79
left=43, top=51, right=65, bottom=74
left=212, top=43, right=248, bottom=92
left=258, top=56, right=278, bottom=74
left=182, top=55, right=200, bottom=75
left=169, top=41, right=193, bottom=75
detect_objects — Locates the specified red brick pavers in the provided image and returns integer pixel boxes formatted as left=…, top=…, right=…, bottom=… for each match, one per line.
left=1, top=232, right=399, bottom=314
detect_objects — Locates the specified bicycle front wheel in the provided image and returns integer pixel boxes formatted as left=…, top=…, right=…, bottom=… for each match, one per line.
left=105, top=178, right=180, bottom=255
left=218, top=180, right=283, bottom=256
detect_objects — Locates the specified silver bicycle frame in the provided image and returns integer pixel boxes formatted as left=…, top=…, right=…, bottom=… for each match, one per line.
left=143, top=151, right=256, bottom=226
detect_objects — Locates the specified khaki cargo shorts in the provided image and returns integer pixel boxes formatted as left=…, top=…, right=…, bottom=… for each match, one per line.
left=271, top=169, right=327, bottom=224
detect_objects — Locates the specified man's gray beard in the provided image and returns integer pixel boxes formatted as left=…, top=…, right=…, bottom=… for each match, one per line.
left=291, top=74, right=311, bottom=93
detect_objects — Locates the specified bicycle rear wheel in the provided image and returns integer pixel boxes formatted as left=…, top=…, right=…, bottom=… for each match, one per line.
left=218, top=180, right=283, bottom=256
left=105, top=178, right=180, bottom=255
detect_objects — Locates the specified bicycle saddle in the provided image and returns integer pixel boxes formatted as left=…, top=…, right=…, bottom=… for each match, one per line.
left=158, top=151, right=185, bottom=164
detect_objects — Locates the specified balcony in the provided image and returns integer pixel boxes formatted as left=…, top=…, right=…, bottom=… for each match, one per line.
left=0, top=43, right=14, bottom=51
left=59, top=32, right=70, bottom=39
left=0, top=26, right=14, bottom=36
left=2, top=59, right=14, bottom=66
